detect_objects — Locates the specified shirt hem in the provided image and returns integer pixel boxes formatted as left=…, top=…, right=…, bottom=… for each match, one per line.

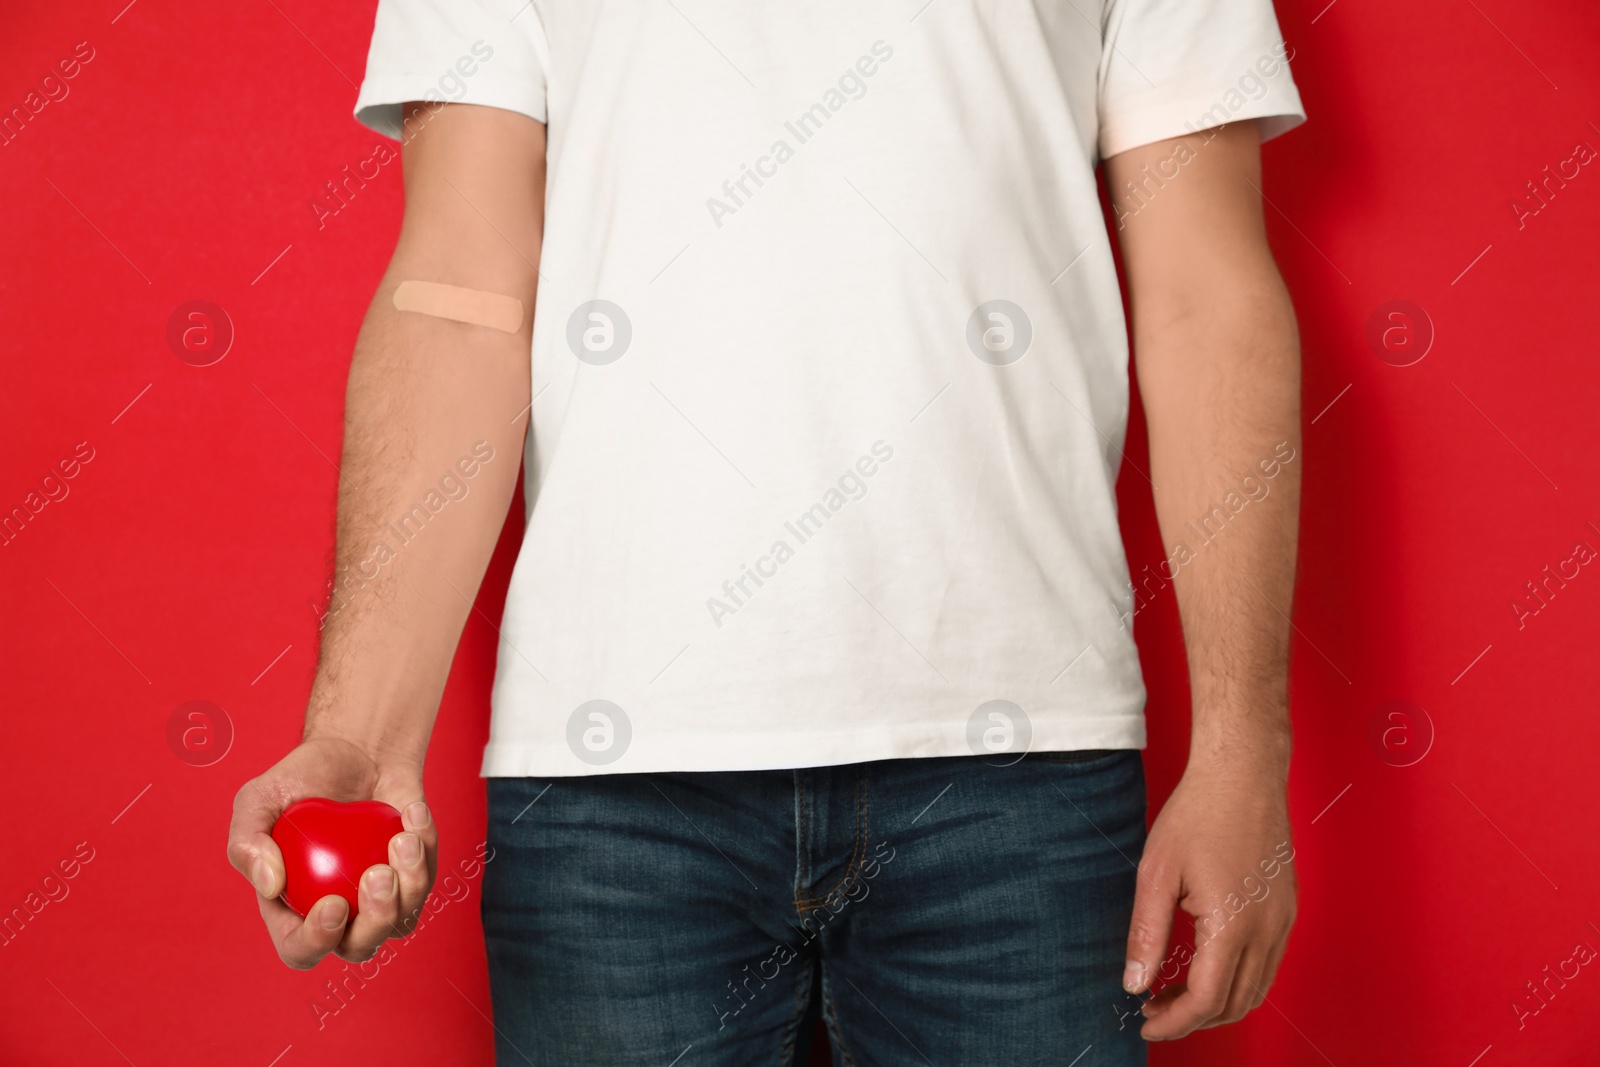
left=478, top=715, right=1148, bottom=778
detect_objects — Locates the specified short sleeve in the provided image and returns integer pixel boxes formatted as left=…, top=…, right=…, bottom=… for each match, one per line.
left=1097, top=0, right=1305, bottom=161
left=353, top=0, right=549, bottom=139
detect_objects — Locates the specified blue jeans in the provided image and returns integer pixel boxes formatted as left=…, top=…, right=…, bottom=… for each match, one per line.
left=482, top=751, right=1148, bottom=1065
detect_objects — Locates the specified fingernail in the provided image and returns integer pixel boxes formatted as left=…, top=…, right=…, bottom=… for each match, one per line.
left=321, top=898, right=348, bottom=931
left=404, top=802, right=431, bottom=830
left=368, top=867, right=396, bottom=901
left=1123, top=960, right=1146, bottom=993
left=251, top=856, right=272, bottom=897
left=396, top=832, right=422, bottom=866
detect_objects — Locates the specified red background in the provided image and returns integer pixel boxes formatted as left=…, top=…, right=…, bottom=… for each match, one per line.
left=3, top=1, right=1598, bottom=1064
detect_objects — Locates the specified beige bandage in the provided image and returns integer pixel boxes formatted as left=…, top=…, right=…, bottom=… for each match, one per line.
left=392, top=280, right=524, bottom=333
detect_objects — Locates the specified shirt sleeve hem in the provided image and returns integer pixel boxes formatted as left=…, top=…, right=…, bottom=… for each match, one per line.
left=1099, top=101, right=1306, bottom=162
left=353, top=74, right=548, bottom=140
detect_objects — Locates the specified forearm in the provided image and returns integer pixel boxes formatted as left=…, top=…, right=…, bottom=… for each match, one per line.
left=1108, top=122, right=1301, bottom=781
left=303, top=287, right=529, bottom=767
left=1138, top=278, right=1300, bottom=778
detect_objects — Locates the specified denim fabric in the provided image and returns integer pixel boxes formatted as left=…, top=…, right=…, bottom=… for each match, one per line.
left=482, top=750, right=1148, bottom=1066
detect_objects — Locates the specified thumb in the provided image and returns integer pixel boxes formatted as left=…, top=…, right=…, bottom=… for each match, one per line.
left=228, top=775, right=289, bottom=899
left=1124, top=865, right=1178, bottom=995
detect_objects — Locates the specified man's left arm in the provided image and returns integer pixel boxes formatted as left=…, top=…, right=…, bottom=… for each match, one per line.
left=1104, top=119, right=1301, bottom=1042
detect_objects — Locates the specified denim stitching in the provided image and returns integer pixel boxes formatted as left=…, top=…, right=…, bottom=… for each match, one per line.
left=794, top=766, right=870, bottom=911
left=819, top=973, right=858, bottom=1067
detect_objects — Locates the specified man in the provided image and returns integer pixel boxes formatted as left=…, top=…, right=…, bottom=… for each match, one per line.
left=228, top=1, right=1305, bottom=1062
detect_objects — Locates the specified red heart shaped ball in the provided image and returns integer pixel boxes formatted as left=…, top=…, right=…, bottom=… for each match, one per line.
left=271, top=798, right=404, bottom=919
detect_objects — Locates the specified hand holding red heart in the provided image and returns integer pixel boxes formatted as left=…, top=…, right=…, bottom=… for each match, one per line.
left=227, top=737, right=438, bottom=968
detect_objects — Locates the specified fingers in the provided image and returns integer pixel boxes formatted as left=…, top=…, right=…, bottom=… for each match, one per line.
left=227, top=777, right=288, bottom=900
left=1142, top=907, right=1294, bottom=1037
left=1199, top=903, right=1295, bottom=1029
left=230, top=773, right=344, bottom=971
left=337, top=800, right=437, bottom=961
left=1135, top=980, right=1184, bottom=1025
left=336, top=865, right=402, bottom=962
left=1248, top=934, right=1290, bottom=1011
left=263, top=893, right=351, bottom=969
left=1123, top=865, right=1178, bottom=996
left=1200, top=946, right=1265, bottom=1028
left=1141, top=931, right=1242, bottom=1040
left=390, top=802, right=437, bottom=936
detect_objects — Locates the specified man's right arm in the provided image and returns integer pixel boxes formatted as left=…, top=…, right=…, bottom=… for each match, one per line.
left=227, top=101, right=545, bottom=969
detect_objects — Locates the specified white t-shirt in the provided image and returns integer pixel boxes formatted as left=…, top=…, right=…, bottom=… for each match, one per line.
left=353, top=0, right=1305, bottom=776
